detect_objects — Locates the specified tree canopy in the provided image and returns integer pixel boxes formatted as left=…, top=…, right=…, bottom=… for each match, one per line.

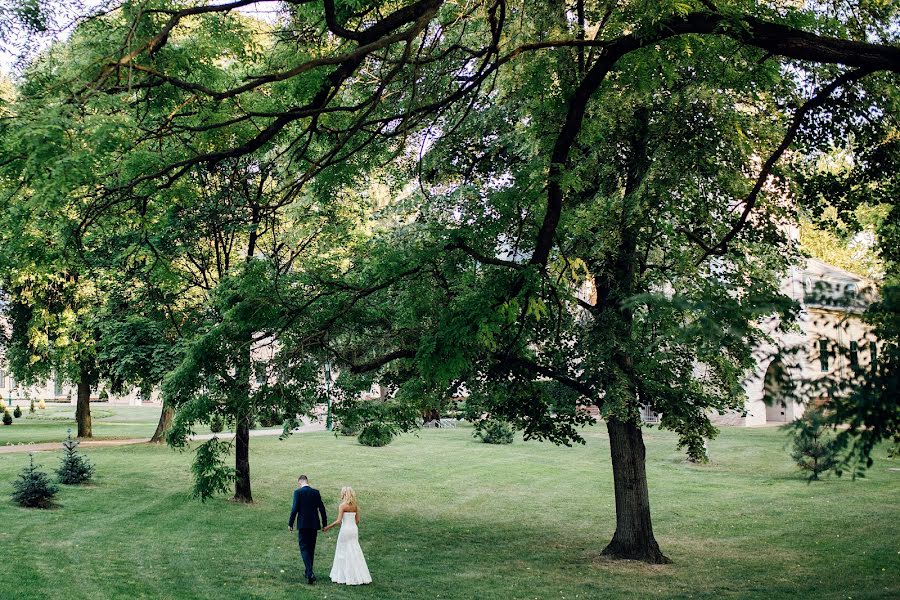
left=0, top=0, right=897, bottom=562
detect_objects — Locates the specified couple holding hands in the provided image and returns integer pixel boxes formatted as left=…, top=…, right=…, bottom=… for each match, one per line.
left=288, top=475, right=372, bottom=586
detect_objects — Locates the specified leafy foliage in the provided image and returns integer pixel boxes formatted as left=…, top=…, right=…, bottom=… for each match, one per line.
left=2, top=410, right=11, bottom=426
left=1, top=0, right=897, bottom=562
left=190, top=437, right=235, bottom=502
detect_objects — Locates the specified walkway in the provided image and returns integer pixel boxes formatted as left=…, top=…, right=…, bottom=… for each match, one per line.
left=0, top=421, right=326, bottom=454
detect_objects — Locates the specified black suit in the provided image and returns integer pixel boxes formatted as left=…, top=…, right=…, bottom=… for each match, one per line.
left=288, top=485, right=328, bottom=580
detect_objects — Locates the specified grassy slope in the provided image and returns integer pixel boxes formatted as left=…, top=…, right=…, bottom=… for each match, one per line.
left=0, top=425, right=897, bottom=600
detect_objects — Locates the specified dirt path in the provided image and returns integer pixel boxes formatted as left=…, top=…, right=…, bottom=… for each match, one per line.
left=0, top=421, right=327, bottom=454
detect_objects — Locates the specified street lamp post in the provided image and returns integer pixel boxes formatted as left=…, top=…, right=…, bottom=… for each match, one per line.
left=324, top=361, right=333, bottom=431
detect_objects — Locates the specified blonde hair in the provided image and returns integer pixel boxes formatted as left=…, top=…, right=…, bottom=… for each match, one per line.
left=340, top=486, right=358, bottom=508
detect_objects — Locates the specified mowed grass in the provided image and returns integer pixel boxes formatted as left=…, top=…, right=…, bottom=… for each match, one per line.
left=0, top=424, right=897, bottom=600
left=0, top=405, right=208, bottom=446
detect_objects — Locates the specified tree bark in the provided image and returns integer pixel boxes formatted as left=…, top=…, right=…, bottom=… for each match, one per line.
left=75, top=372, right=92, bottom=438
left=150, top=404, right=174, bottom=443
left=422, top=408, right=441, bottom=425
left=233, top=411, right=253, bottom=503
left=602, top=419, right=670, bottom=563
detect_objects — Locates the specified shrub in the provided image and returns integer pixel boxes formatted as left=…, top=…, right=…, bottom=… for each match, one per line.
left=38, top=399, right=46, bottom=410
left=475, top=419, right=514, bottom=444
left=358, top=422, right=394, bottom=447
left=786, top=405, right=840, bottom=481
left=258, top=410, right=283, bottom=428
left=2, top=411, right=11, bottom=426
left=337, top=421, right=359, bottom=436
left=209, top=415, right=224, bottom=434
left=13, top=405, right=22, bottom=418
left=29, top=398, right=35, bottom=414
left=11, top=454, right=58, bottom=508
left=56, top=431, right=95, bottom=485
left=335, top=411, right=361, bottom=436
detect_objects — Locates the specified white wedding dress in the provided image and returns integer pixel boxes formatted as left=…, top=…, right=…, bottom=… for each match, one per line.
left=330, top=512, right=372, bottom=585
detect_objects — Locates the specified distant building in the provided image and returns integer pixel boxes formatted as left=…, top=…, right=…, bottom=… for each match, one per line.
left=715, top=258, right=878, bottom=426
left=0, top=362, right=146, bottom=407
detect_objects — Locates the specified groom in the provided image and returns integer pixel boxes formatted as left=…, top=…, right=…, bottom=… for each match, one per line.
left=288, top=474, right=328, bottom=584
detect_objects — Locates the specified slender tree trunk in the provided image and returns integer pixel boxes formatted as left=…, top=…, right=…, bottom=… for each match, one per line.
left=230, top=198, right=258, bottom=504
left=150, top=404, right=174, bottom=443
left=75, top=372, right=92, bottom=438
left=234, top=411, right=252, bottom=502
left=601, top=418, right=670, bottom=563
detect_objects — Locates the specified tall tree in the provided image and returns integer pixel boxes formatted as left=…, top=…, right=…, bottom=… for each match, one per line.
left=3, top=0, right=897, bottom=559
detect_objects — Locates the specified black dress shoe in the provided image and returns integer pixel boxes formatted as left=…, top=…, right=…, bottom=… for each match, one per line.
left=307, top=576, right=316, bottom=585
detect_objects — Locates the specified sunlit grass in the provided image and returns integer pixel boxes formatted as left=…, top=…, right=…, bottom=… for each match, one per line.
left=0, top=424, right=897, bottom=599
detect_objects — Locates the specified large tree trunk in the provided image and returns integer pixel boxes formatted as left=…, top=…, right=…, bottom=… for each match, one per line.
left=150, top=404, right=174, bottom=443
left=75, top=372, right=92, bottom=438
left=601, top=418, right=670, bottom=563
left=234, top=412, right=252, bottom=503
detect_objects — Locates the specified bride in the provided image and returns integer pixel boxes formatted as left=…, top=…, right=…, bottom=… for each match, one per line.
left=322, top=486, right=372, bottom=585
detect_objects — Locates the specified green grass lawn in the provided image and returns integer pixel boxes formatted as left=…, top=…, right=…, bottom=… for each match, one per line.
left=0, top=424, right=897, bottom=600
left=0, top=405, right=208, bottom=446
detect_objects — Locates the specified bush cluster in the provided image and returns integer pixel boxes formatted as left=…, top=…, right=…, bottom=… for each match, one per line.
left=475, top=419, right=515, bottom=444
left=2, top=410, right=11, bottom=426
left=358, top=422, right=394, bottom=447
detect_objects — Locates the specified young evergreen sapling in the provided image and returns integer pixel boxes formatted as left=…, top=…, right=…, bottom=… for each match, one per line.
left=787, top=406, right=840, bottom=481
left=11, top=454, right=58, bottom=508
left=56, top=429, right=95, bottom=484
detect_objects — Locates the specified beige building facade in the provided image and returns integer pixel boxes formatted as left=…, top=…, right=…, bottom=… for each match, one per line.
left=716, top=258, right=877, bottom=427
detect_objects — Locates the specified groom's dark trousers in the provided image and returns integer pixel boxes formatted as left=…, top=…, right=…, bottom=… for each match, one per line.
left=289, top=485, right=327, bottom=580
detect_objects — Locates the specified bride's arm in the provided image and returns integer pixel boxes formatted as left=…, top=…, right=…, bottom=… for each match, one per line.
left=323, top=504, right=345, bottom=532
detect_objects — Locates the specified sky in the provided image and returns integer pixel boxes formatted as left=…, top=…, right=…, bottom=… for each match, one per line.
left=0, top=0, right=281, bottom=77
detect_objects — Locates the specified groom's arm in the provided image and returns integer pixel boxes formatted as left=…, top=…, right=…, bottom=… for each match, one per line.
left=288, top=489, right=300, bottom=530
left=316, top=491, right=327, bottom=528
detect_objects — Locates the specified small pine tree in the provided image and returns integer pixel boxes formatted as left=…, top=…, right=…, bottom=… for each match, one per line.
left=56, top=430, right=95, bottom=484
left=787, top=406, right=839, bottom=481
left=29, top=398, right=35, bottom=414
left=209, top=415, right=224, bottom=434
left=2, top=410, right=11, bottom=426
left=11, top=454, right=59, bottom=508
left=13, top=405, right=22, bottom=418
left=475, top=419, right=514, bottom=444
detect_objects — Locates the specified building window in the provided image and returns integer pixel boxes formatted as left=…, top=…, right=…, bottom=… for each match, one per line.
left=54, top=373, right=64, bottom=396
left=849, top=341, right=859, bottom=369
left=819, top=339, right=829, bottom=372
left=0, top=369, right=5, bottom=389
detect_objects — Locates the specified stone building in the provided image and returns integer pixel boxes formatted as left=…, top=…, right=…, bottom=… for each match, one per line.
left=716, top=258, right=878, bottom=426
